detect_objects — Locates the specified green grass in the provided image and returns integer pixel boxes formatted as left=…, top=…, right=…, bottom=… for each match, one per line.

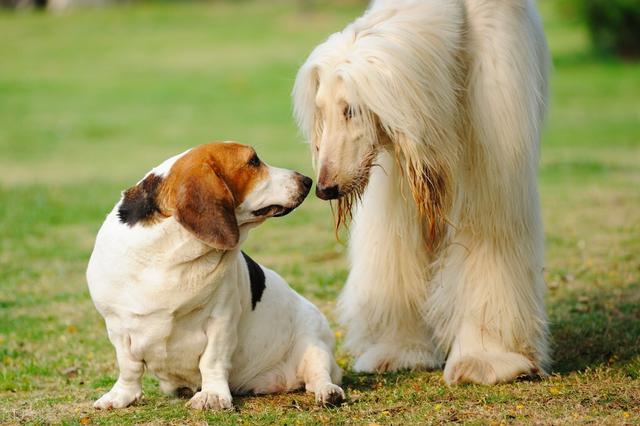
left=1, top=1, right=639, bottom=424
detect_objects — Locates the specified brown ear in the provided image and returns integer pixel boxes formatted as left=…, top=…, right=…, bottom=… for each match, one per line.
left=175, top=164, right=239, bottom=250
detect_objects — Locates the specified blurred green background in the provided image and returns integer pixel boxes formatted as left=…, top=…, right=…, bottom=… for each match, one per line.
left=1, top=1, right=639, bottom=424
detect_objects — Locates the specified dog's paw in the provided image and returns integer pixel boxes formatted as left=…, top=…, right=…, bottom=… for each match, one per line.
left=94, top=388, right=141, bottom=409
left=352, top=345, right=395, bottom=373
left=315, top=383, right=345, bottom=407
left=444, top=354, right=497, bottom=385
left=353, top=344, right=440, bottom=373
left=353, top=353, right=391, bottom=373
left=444, top=352, right=537, bottom=385
left=187, top=390, right=233, bottom=410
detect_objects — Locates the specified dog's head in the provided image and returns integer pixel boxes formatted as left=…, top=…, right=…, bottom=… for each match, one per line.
left=293, top=64, right=379, bottom=203
left=293, top=10, right=462, bottom=247
left=117, top=142, right=312, bottom=250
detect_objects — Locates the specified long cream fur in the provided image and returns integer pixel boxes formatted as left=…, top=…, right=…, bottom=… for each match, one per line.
left=293, top=0, right=550, bottom=384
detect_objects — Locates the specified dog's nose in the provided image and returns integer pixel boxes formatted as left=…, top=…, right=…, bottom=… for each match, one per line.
left=301, top=176, right=313, bottom=191
left=316, top=184, right=340, bottom=200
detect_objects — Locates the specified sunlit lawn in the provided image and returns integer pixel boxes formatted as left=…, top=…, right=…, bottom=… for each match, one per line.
left=1, top=1, right=638, bottom=424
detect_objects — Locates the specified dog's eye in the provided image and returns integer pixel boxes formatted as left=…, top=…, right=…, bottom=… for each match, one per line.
left=343, top=105, right=355, bottom=120
left=248, top=153, right=260, bottom=167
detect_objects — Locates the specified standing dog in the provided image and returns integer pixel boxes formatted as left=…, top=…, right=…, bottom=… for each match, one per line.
left=293, top=0, right=550, bottom=384
left=87, top=142, right=344, bottom=409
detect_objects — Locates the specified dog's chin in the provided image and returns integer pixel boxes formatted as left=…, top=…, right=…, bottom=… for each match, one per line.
left=251, top=187, right=311, bottom=219
left=335, top=173, right=372, bottom=202
left=251, top=198, right=305, bottom=219
left=240, top=204, right=294, bottom=233
left=251, top=204, right=294, bottom=218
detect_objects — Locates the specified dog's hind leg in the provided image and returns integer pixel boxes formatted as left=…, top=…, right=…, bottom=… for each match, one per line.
left=431, top=0, right=550, bottom=385
left=431, top=233, right=548, bottom=385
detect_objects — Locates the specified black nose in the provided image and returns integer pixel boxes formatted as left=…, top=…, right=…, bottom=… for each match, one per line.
left=316, top=184, right=340, bottom=200
left=301, top=176, right=313, bottom=191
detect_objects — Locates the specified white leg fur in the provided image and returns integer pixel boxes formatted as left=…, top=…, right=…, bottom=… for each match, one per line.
left=444, top=321, right=536, bottom=385
left=299, top=342, right=345, bottom=405
left=429, top=0, right=550, bottom=383
left=187, top=287, right=240, bottom=410
left=338, top=152, right=444, bottom=373
left=94, top=334, right=144, bottom=409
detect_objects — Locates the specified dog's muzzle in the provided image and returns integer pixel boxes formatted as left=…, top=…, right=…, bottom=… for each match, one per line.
left=315, top=183, right=340, bottom=200
left=251, top=174, right=312, bottom=218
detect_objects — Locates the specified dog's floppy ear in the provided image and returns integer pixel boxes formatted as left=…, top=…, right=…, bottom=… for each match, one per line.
left=175, top=164, right=239, bottom=250
left=292, top=64, right=321, bottom=168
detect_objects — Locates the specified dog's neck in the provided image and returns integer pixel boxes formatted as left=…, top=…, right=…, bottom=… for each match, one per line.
left=105, top=210, right=238, bottom=269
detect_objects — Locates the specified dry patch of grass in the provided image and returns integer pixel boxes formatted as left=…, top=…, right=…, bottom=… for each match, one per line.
left=1, top=1, right=639, bottom=425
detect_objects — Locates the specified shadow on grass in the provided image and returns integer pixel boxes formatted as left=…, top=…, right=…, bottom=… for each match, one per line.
left=549, top=283, right=640, bottom=375
left=342, top=371, right=414, bottom=393
left=333, top=285, right=640, bottom=388
left=229, top=370, right=424, bottom=413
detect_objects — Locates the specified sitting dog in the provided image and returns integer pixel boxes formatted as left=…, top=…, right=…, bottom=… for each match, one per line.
left=87, top=142, right=344, bottom=410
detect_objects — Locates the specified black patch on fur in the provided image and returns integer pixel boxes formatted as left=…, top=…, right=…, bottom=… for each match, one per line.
left=242, top=251, right=265, bottom=310
left=117, top=173, right=163, bottom=226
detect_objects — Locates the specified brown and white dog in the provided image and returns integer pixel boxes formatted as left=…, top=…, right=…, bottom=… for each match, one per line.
left=87, top=142, right=344, bottom=410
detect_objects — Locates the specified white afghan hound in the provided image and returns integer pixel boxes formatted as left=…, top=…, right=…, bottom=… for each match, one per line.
left=292, top=0, right=550, bottom=384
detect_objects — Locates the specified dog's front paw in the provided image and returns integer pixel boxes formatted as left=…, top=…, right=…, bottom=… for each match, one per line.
left=444, top=352, right=537, bottom=385
left=444, top=354, right=498, bottom=385
left=315, top=383, right=345, bottom=407
left=353, top=344, right=441, bottom=373
left=353, top=350, right=393, bottom=373
left=187, top=390, right=233, bottom=410
left=94, top=388, right=141, bottom=409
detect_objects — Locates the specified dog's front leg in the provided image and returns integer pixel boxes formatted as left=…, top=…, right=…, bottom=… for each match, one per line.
left=187, top=287, right=240, bottom=410
left=94, top=332, right=144, bottom=409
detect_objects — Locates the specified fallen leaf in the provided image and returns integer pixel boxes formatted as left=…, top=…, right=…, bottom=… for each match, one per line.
left=61, top=366, right=79, bottom=378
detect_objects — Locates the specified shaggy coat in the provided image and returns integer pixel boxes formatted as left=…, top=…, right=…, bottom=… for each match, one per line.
left=293, top=0, right=549, bottom=384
